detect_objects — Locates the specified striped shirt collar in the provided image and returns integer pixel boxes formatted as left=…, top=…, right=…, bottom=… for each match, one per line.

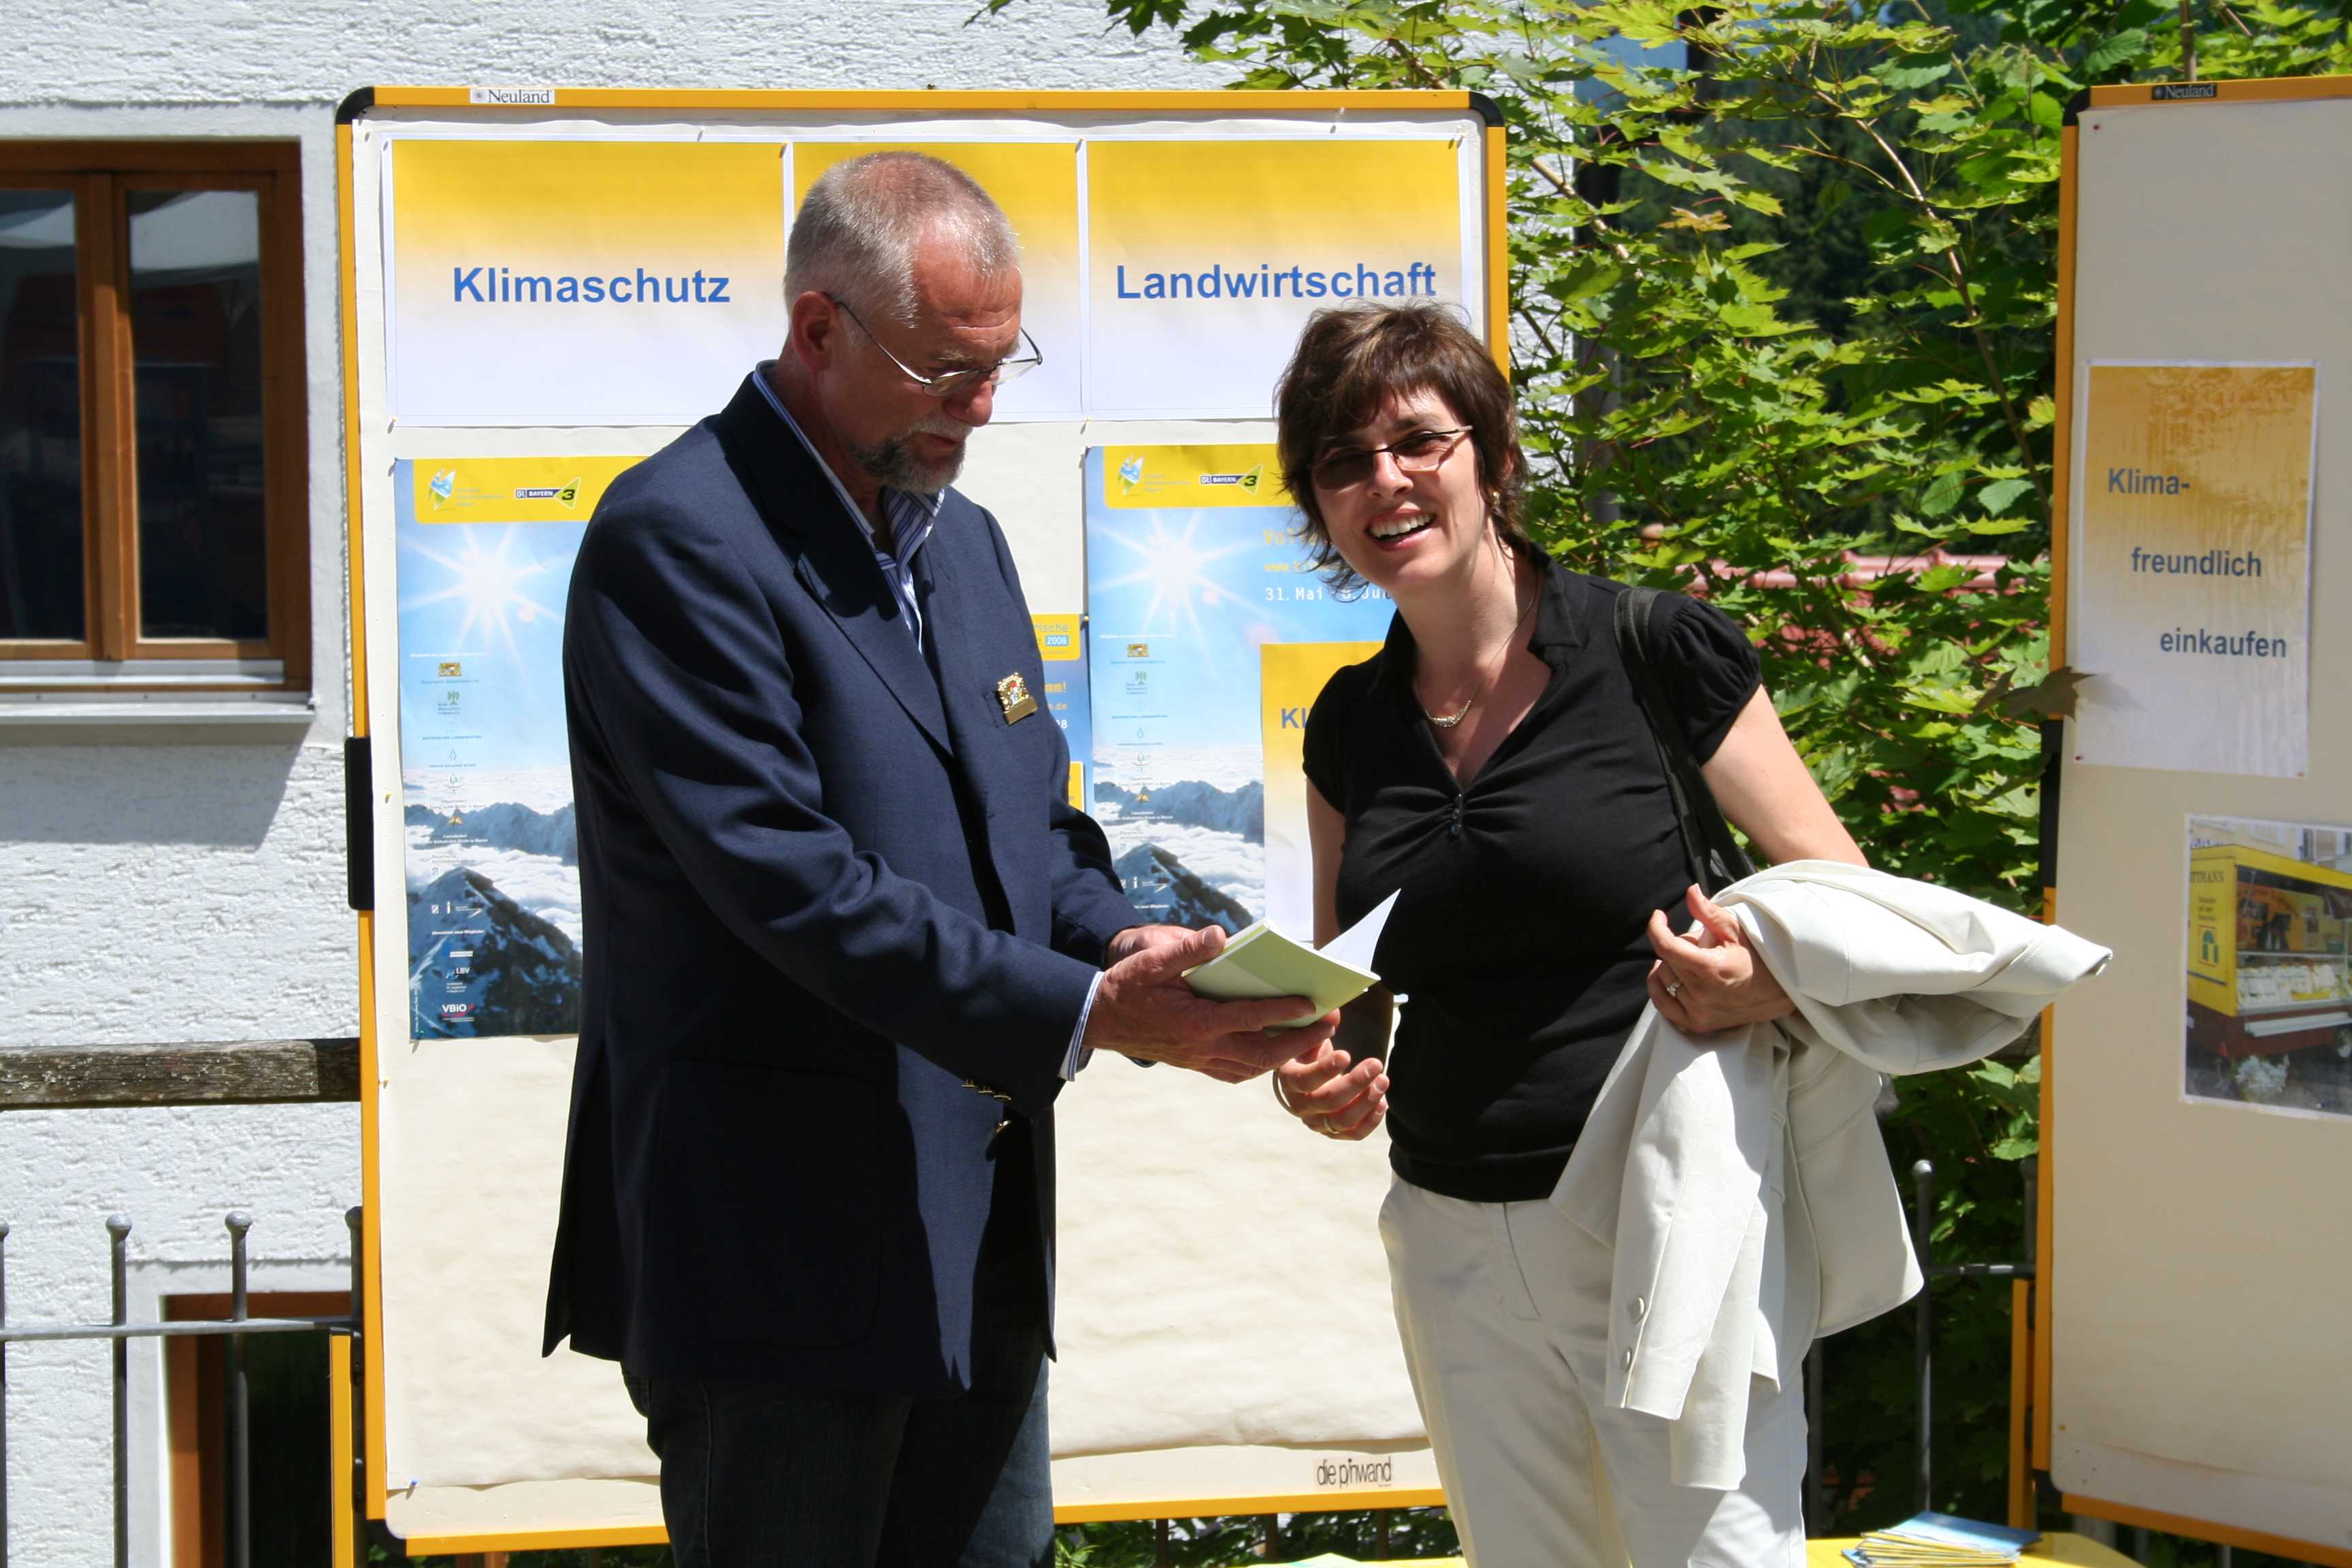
left=752, top=361, right=943, bottom=647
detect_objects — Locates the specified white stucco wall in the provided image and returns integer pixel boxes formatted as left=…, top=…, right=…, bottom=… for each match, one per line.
left=0, top=5, right=1220, bottom=1561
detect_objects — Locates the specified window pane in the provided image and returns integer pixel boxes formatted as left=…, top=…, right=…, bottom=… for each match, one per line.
left=129, top=189, right=268, bottom=642
left=0, top=189, right=84, bottom=641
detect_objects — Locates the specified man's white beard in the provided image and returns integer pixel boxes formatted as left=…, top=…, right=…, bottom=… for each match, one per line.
left=849, top=413, right=968, bottom=495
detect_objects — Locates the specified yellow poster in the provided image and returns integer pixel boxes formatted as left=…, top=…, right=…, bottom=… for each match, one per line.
left=1087, top=139, right=1469, bottom=418
left=1098, top=442, right=1291, bottom=511
left=1261, top=641, right=1384, bottom=938
left=2072, top=362, right=2317, bottom=775
left=408, top=456, right=642, bottom=524
left=795, top=143, right=1081, bottom=421
left=1030, top=612, right=1089, bottom=811
left=386, top=139, right=788, bottom=425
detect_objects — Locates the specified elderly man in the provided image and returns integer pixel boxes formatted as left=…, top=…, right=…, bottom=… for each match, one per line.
left=542, top=152, right=1332, bottom=1565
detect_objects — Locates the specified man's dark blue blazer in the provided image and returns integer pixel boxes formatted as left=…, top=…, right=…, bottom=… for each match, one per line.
left=544, top=374, right=1141, bottom=1397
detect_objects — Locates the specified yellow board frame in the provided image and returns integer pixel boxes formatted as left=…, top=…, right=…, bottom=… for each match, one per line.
left=338, top=83, right=1508, bottom=1554
left=2037, top=72, right=2352, bottom=1565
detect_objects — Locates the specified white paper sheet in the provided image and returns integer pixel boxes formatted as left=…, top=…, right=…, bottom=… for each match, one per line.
left=1322, top=889, right=1399, bottom=976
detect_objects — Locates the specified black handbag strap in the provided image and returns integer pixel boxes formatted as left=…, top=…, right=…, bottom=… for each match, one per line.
left=1613, top=585, right=1756, bottom=896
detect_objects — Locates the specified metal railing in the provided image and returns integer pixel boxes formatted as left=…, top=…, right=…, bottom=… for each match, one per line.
left=0, top=1206, right=361, bottom=1568
left=1801, top=1154, right=2038, bottom=1535
left=1911, top=1154, right=2037, bottom=1513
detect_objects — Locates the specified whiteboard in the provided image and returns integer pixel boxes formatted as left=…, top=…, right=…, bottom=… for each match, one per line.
left=2045, top=78, right=2352, bottom=1563
left=339, top=86, right=1503, bottom=1552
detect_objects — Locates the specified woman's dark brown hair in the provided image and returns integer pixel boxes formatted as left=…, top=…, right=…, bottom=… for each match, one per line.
left=1273, top=300, right=1535, bottom=592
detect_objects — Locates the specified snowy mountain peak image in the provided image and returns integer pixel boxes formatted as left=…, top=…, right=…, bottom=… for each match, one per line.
left=1094, top=778, right=1264, bottom=843
left=408, top=864, right=583, bottom=1039
left=1113, top=843, right=1254, bottom=934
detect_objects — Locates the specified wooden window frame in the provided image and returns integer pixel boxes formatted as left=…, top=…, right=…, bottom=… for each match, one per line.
left=0, top=140, right=309, bottom=691
left=164, top=1289, right=350, bottom=1568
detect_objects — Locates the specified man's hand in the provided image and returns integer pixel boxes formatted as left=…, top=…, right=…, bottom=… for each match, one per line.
left=1084, top=924, right=1338, bottom=1081
left=1646, top=884, right=1795, bottom=1036
left=1102, top=923, right=1203, bottom=966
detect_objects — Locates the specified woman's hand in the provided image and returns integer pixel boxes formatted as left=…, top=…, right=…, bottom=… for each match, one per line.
left=1646, top=884, right=1795, bottom=1036
left=1275, top=1040, right=1389, bottom=1141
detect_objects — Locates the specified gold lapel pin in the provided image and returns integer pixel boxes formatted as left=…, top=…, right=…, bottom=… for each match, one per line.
left=996, top=672, right=1039, bottom=724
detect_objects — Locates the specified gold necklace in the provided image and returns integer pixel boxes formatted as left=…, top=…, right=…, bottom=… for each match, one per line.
left=1424, top=692, right=1476, bottom=730
left=1420, top=570, right=1539, bottom=731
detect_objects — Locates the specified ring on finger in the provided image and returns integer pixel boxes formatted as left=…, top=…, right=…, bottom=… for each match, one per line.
left=1665, top=978, right=1683, bottom=999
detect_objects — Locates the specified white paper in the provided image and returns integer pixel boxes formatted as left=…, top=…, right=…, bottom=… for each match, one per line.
left=1322, top=888, right=1399, bottom=975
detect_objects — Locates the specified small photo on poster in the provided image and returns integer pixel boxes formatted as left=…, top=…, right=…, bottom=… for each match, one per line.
left=2185, top=815, right=2352, bottom=1118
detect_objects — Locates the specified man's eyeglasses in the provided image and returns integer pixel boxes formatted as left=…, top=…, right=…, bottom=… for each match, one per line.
left=826, top=293, right=1043, bottom=400
left=1310, top=427, right=1474, bottom=491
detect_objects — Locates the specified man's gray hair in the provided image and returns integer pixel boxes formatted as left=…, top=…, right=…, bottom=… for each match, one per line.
left=785, top=152, right=1019, bottom=326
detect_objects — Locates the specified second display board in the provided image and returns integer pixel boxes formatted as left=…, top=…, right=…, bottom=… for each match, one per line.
left=2044, top=78, right=2352, bottom=1563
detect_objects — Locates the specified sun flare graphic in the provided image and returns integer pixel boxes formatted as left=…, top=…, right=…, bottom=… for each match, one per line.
left=401, top=529, right=563, bottom=658
left=1090, top=511, right=1258, bottom=648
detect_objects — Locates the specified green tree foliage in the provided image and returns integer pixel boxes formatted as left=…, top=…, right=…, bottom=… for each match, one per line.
left=992, top=0, right=2351, bottom=1531
left=1053, top=1507, right=1460, bottom=1565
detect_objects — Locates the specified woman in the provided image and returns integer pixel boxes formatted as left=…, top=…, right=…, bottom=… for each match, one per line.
left=1273, top=301, right=1865, bottom=1567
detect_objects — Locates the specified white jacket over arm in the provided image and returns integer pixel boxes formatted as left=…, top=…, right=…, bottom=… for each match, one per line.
left=1551, top=860, right=2110, bottom=1490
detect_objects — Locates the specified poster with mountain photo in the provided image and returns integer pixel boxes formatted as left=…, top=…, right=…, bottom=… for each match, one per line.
left=394, top=457, right=640, bottom=1041
left=1083, top=444, right=1394, bottom=935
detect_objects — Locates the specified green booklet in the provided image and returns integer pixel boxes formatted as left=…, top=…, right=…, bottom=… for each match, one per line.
left=1181, top=890, right=1397, bottom=1028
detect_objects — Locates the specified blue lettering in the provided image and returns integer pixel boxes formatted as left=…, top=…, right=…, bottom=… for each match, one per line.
left=609, top=274, right=631, bottom=302
left=1102, top=258, right=1443, bottom=304
left=555, top=276, right=580, bottom=303
left=583, top=275, right=605, bottom=303
left=707, top=275, right=729, bottom=304
left=636, top=267, right=659, bottom=306
left=453, top=266, right=485, bottom=302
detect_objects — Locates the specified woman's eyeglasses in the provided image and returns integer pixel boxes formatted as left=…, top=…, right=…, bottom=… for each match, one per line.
left=826, top=293, right=1043, bottom=400
left=1311, top=427, right=1473, bottom=491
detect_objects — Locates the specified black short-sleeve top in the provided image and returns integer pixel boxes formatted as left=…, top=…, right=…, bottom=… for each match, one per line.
left=1301, top=556, right=1763, bottom=1202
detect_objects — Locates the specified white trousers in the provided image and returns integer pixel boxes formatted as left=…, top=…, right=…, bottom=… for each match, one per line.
left=1379, top=1176, right=1809, bottom=1568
